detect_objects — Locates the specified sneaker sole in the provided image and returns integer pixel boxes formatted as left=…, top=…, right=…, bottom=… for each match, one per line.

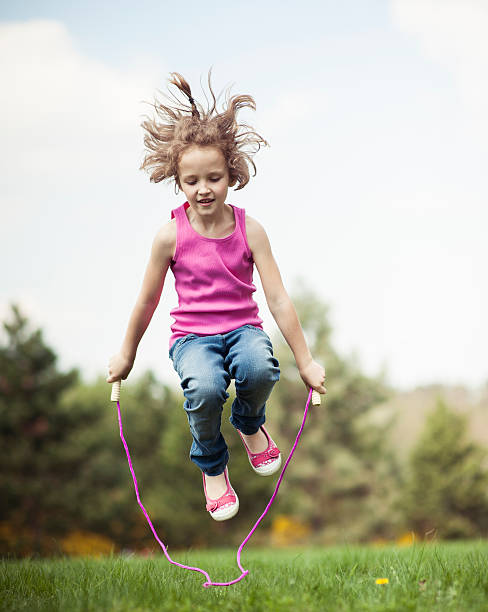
left=209, top=496, right=240, bottom=521
left=249, top=454, right=282, bottom=476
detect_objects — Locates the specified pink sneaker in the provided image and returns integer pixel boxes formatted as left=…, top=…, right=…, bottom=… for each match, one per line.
left=237, top=425, right=282, bottom=476
left=202, top=467, right=239, bottom=521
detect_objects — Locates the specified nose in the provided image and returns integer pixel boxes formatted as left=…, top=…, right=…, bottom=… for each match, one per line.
left=197, top=182, right=211, bottom=195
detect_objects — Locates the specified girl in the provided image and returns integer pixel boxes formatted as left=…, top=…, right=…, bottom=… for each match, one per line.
left=107, top=73, right=326, bottom=521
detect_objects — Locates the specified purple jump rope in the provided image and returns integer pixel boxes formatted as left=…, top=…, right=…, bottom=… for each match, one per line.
left=111, top=381, right=321, bottom=588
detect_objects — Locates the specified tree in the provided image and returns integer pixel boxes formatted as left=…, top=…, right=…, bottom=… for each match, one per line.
left=0, top=304, right=79, bottom=554
left=59, top=370, right=170, bottom=553
left=266, top=283, right=401, bottom=543
left=0, top=304, right=173, bottom=556
left=402, top=398, right=488, bottom=539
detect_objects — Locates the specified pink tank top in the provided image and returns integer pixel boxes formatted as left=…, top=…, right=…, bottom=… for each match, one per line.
left=169, top=202, right=263, bottom=349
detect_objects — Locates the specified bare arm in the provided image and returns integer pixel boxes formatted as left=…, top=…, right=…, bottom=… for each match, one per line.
left=106, top=221, right=176, bottom=383
left=246, top=216, right=326, bottom=394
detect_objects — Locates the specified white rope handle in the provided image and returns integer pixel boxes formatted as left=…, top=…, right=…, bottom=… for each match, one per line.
left=111, top=380, right=121, bottom=402
left=311, top=390, right=321, bottom=406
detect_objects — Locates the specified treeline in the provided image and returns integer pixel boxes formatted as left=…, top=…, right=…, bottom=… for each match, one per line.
left=1, top=295, right=487, bottom=557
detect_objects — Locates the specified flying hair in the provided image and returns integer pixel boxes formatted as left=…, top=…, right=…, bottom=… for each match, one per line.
left=140, top=71, right=268, bottom=190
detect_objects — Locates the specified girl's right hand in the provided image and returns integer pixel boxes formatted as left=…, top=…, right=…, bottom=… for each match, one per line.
left=298, top=359, right=326, bottom=395
left=106, top=352, right=133, bottom=383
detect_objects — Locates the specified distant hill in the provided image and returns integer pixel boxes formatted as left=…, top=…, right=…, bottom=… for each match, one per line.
left=373, top=383, right=488, bottom=461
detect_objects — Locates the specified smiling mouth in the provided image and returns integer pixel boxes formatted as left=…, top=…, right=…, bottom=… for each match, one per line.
left=198, top=199, right=214, bottom=205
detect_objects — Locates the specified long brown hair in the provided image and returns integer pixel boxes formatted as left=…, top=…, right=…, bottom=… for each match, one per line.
left=140, top=71, right=268, bottom=190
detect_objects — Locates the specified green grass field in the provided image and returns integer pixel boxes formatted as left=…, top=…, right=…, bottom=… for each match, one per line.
left=2, top=543, right=488, bottom=611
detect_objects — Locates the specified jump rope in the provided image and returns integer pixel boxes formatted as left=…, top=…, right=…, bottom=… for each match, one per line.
left=111, top=380, right=321, bottom=588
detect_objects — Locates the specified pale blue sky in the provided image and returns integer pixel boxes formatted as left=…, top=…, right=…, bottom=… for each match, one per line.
left=0, top=1, right=389, bottom=68
left=1, top=1, right=487, bottom=390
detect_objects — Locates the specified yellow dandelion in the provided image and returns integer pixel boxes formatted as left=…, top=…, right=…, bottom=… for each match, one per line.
left=375, top=578, right=389, bottom=585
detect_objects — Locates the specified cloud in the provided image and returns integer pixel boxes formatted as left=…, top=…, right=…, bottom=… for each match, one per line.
left=391, top=0, right=488, bottom=141
left=0, top=20, right=164, bottom=381
left=2, top=16, right=486, bottom=389
left=0, top=20, right=158, bottom=223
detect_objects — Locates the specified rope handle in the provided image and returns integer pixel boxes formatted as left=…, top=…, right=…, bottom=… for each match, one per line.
left=111, top=379, right=121, bottom=402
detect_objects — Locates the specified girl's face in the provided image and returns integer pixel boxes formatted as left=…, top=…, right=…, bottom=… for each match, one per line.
left=178, top=145, right=233, bottom=215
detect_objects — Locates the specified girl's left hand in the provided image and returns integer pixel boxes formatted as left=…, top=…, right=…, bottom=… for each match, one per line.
left=299, top=359, right=326, bottom=395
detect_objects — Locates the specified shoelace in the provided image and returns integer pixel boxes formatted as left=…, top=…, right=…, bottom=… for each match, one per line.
left=116, top=387, right=314, bottom=588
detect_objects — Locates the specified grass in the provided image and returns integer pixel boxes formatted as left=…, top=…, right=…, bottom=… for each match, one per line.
left=1, top=542, right=488, bottom=611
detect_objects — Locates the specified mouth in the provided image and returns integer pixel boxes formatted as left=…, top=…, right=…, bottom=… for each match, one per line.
left=197, top=198, right=214, bottom=206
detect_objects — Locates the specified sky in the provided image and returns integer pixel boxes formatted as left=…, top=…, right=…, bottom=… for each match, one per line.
left=1, top=0, right=487, bottom=391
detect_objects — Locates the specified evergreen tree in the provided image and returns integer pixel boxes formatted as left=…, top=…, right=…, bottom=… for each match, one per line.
left=59, top=370, right=171, bottom=552
left=268, top=283, right=401, bottom=543
left=0, top=304, right=172, bottom=555
left=402, top=398, right=488, bottom=539
left=0, top=304, right=78, bottom=555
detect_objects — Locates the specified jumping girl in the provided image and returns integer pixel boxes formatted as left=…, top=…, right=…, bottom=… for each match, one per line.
left=107, top=72, right=326, bottom=522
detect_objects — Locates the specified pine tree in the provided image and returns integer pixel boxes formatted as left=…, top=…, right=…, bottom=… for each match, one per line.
left=267, top=284, right=400, bottom=543
left=403, top=398, right=488, bottom=538
left=0, top=305, right=171, bottom=555
left=0, top=304, right=78, bottom=554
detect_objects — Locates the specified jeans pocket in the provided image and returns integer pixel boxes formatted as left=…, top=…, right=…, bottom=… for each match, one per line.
left=169, top=334, right=198, bottom=364
left=243, top=324, right=270, bottom=341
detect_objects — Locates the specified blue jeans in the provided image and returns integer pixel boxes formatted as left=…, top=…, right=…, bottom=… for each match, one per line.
left=169, top=324, right=280, bottom=476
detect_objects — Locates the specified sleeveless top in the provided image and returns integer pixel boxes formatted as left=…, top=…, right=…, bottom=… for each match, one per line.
left=168, top=202, right=263, bottom=349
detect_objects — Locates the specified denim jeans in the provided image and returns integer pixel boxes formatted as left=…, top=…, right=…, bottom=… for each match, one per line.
left=169, top=324, right=280, bottom=476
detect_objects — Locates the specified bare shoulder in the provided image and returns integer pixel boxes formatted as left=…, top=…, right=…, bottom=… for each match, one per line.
left=245, top=214, right=271, bottom=254
left=152, top=218, right=177, bottom=262
left=245, top=214, right=265, bottom=234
